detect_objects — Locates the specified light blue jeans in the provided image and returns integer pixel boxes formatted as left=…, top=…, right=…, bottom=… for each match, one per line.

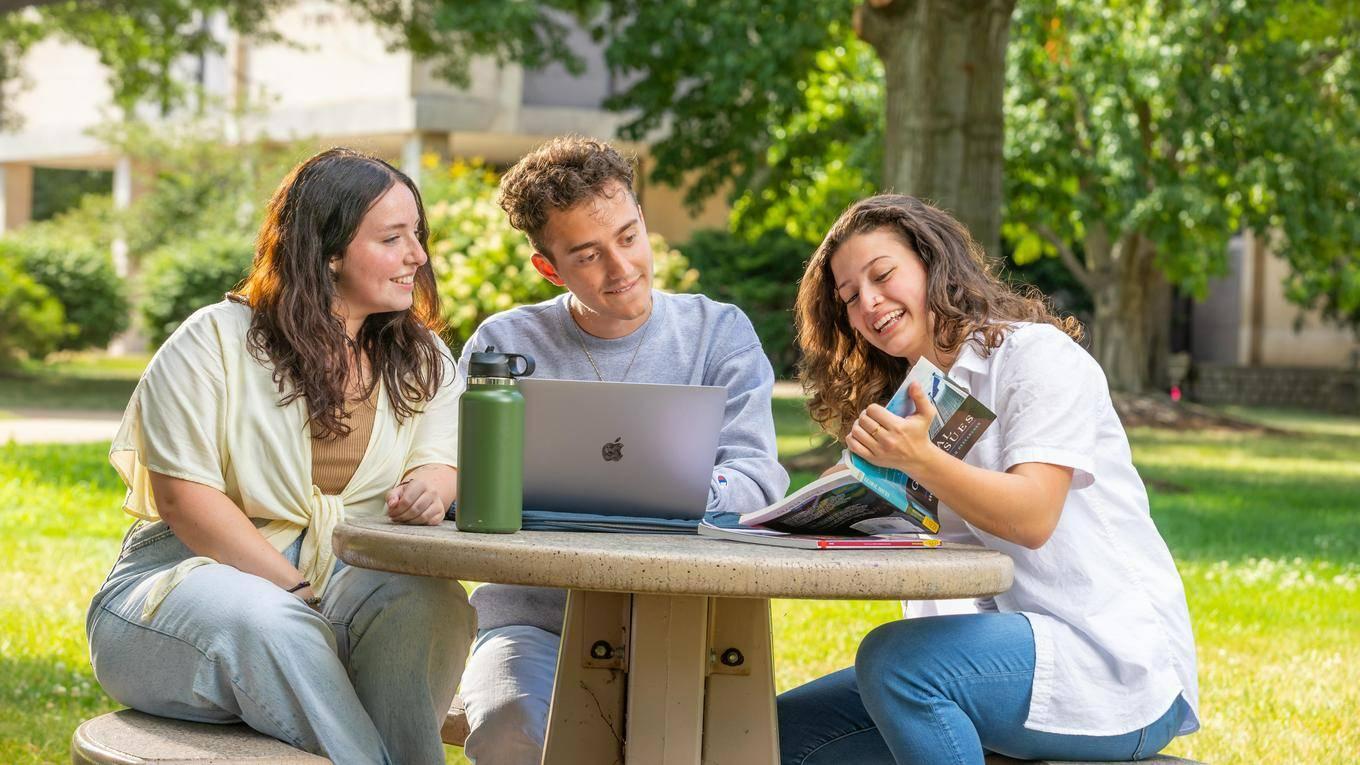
left=457, top=625, right=561, bottom=765
left=86, top=520, right=476, bottom=765
left=778, top=613, right=1189, bottom=765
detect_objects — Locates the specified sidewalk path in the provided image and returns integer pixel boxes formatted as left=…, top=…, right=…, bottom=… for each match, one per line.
left=0, top=409, right=121, bottom=445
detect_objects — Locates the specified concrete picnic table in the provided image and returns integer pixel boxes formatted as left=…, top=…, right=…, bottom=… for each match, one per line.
left=333, top=518, right=1014, bottom=765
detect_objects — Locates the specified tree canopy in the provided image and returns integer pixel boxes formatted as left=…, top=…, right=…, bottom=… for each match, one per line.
left=1005, top=0, right=1360, bottom=388
left=4, top=0, right=1356, bottom=391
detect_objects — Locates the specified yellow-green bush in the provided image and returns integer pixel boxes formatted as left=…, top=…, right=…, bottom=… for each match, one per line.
left=0, top=251, right=69, bottom=366
left=0, top=197, right=129, bottom=352
left=139, top=233, right=254, bottom=347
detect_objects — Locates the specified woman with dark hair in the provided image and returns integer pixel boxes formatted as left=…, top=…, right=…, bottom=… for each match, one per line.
left=87, top=148, right=474, bottom=764
left=779, top=195, right=1198, bottom=764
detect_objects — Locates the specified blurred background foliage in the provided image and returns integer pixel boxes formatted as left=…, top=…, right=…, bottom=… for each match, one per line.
left=1, top=0, right=1352, bottom=382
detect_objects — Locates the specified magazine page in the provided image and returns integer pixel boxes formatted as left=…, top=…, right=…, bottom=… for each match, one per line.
left=697, top=521, right=940, bottom=549
left=736, top=470, right=861, bottom=528
left=739, top=479, right=933, bottom=536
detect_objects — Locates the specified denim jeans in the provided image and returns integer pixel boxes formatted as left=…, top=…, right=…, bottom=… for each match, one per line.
left=778, top=613, right=1189, bottom=765
left=457, top=625, right=561, bottom=765
left=87, top=520, right=476, bottom=765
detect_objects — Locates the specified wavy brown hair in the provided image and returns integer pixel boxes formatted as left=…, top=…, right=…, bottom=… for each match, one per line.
left=796, top=194, right=1082, bottom=439
left=496, top=135, right=636, bottom=260
left=232, top=148, right=446, bottom=439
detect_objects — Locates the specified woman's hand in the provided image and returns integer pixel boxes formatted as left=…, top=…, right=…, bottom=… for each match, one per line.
left=291, top=583, right=322, bottom=612
left=386, top=476, right=448, bottom=525
left=845, top=381, right=941, bottom=474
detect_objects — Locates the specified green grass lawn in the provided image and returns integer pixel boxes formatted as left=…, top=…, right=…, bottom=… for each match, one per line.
left=0, top=353, right=146, bottom=415
left=2, top=395, right=1357, bottom=763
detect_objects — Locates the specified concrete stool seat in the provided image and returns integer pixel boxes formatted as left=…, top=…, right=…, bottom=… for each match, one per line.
left=441, top=695, right=470, bottom=747
left=72, top=709, right=329, bottom=764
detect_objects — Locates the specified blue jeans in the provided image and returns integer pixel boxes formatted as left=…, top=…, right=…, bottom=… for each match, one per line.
left=87, top=520, right=476, bottom=765
left=457, top=625, right=561, bottom=765
left=778, top=613, right=1189, bottom=765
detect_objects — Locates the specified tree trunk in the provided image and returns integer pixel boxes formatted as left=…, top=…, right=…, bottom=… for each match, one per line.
left=857, top=0, right=1015, bottom=261
left=1087, top=233, right=1170, bottom=393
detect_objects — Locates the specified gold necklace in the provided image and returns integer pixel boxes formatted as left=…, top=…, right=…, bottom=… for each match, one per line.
left=567, top=301, right=652, bottom=382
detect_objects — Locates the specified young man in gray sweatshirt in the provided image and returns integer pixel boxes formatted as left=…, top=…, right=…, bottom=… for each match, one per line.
left=454, top=136, right=789, bottom=764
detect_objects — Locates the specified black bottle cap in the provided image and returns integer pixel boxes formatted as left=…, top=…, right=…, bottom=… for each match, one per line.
left=467, top=346, right=535, bottom=379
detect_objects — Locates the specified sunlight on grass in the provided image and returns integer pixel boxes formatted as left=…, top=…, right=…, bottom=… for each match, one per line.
left=773, top=397, right=825, bottom=457
left=0, top=443, right=126, bottom=764
left=1217, top=405, right=1360, bottom=438
left=0, top=353, right=145, bottom=414
left=23, top=353, right=152, bottom=381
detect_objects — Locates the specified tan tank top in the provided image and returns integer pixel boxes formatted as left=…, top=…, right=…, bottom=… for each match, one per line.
left=310, top=392, right=379, bottom=495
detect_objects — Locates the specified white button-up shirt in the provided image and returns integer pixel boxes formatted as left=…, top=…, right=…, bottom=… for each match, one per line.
left=907, top=323, right=1199, bottom=737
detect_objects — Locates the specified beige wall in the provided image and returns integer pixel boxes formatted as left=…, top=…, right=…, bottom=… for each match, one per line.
left=636, top=162, right=731, bottom=245
left=0, top=0, right=724, bottom=256
left=248, top=2, right=413, bottom=108
left=0, top=164, right=34, bottom=233
left=1, top=37, right=116, bottom=165
left=1250, top=234, right=1360, bottom=367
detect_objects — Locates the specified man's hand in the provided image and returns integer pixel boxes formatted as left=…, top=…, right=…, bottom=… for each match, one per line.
left=845, top=381, right=940, bottom=474
left=386, top=477, right=447, bottom=525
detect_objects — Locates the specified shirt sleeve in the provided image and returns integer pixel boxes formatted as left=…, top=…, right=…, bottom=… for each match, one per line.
left=702, top=313, right=790, bottom=514
left=109, top=309, right=229, bottom=519
left=403, top=340, right=464, bottom=474
left=995, top=326, right=1102, bottom=490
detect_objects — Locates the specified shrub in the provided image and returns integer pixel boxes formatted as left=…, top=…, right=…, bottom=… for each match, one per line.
left=681, top=228, right=812, bottom=378
left=0, top=251, right=68, bottom=366
left=0, top=197, right=130, bottom=351
left=422, top=157, right=698, bottom=353
left=140, top=232, right=254, bottom=347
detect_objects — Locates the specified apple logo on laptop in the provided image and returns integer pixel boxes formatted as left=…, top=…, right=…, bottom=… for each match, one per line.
left=602, top=437, right=623, bottom=462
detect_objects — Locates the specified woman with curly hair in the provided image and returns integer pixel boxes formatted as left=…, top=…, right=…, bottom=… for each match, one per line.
left=779, top=195, right=1199, bottom=765
left=86, top=148, right=474, bottom=764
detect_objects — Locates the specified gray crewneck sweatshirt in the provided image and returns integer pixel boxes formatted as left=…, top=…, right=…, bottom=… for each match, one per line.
left=456, top=290, right=789, bottom=633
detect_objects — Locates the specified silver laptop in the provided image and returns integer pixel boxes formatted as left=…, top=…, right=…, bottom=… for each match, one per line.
left=518, top=378, right=726, bottom=520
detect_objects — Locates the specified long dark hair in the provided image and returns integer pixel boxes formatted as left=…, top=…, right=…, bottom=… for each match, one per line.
left=233, top=147, right=445, bottom=439
left=796, top=194, right=1082, bottom=439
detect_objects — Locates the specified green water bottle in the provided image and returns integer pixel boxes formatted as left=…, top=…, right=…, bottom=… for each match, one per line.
left=456, top=347, right=535, bottom=533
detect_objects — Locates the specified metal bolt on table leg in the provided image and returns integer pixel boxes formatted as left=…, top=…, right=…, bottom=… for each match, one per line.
left=590, top=640, right=614, bottom=660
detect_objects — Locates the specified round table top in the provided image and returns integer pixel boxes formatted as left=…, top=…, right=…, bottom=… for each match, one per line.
left=333, top=519, right=1013, bottom=601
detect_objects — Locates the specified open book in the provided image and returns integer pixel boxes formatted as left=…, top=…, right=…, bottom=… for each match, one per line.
left=700, top=357, right=994, bottom=547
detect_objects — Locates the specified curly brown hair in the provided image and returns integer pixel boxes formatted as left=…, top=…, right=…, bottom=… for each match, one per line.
left=796, top=194, right=1083, bottom=439
left=496, top=136, right=636, bottom=259
left=233, top=148, right=446, bottom=440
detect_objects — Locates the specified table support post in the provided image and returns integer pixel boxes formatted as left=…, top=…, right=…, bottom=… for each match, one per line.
left=624, top=594, right=709, bottom=763
left=543, top=590, right=631, bottom=765
left=702, top=597, right=779, bottom=764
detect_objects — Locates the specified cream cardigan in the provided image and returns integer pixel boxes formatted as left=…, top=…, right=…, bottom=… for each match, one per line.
left=110, top=300, right=461, bottom=617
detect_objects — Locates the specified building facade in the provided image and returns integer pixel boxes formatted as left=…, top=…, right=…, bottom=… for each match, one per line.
left=0, top=1, right=727, bottom=243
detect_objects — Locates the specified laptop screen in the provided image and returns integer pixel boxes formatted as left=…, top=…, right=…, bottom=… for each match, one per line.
left=518, top=379, right=725, bottom=520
